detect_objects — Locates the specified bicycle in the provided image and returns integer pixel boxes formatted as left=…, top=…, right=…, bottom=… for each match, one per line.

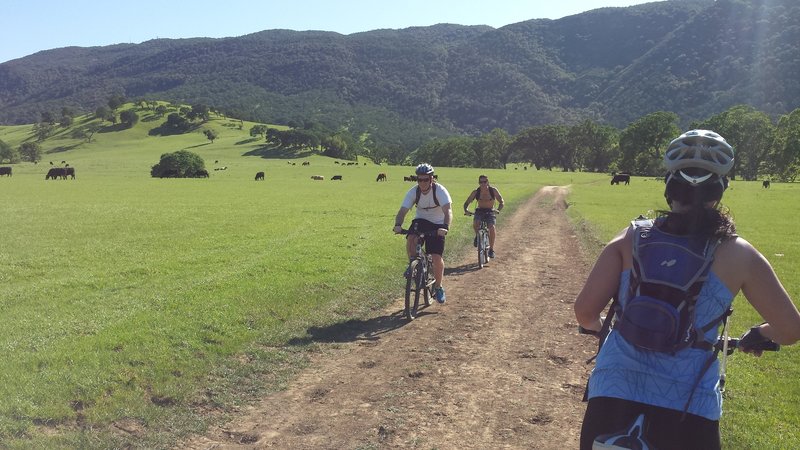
left=465, top=208, right=499, bottom=268
left=399, top=228, right=435, bottom=320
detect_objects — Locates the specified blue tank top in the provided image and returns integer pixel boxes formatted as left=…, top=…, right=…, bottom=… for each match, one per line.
left=587, top=269, right=734, bottom=420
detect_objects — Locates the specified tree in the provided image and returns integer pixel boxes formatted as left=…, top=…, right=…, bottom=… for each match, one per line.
left=617, top=111, right=680, bottom=176
left=150, top=150, right=206, bottom=178
left=768, top=108, right=800, bottom=182
left=474, top=128, right=509, bottom=169
left=32, top=122, right=55, bottom=142
left=188, top=104, right=211, bottom=122
left=570, top=120, right=619, bottom=172
left=164, top=113, right=191, bottom=133
left=0, top=140, right=20, bottom=163
left=119, top=110, right=139, bottom=128
left=203, top=129, right=218, bottom=143
left=108, top=94, right=126, bottom=111
left=95, top=106, right=113, bottom=122
left=155, top=105, right=168, bottom=116
left=19, top=141, right=42, bottom=163
left=249, top=124, right=268, bottom=138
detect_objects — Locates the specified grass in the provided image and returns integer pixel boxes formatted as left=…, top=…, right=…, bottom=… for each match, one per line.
left=1, top=110, right=798, bottom=448
left=567, top=177, right=800, bottom=448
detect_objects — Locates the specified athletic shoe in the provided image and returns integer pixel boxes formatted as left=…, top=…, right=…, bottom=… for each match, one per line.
left=435, top=286, right=446, bottom=304
left=473, top=236, right=478, bottom=247
left=488, top=249, right=495, bottom=259
left=403, top=266, right=411, bottom=278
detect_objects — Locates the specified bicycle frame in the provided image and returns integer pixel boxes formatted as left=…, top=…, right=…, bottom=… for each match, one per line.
left=467, top=209, right=497, bottom=268
left=400, top=229, right=435, bottom=320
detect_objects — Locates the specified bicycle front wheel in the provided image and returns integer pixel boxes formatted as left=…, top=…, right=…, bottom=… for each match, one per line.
left=478, top=229, right=488, bottom=268
left=405, top=259, right=421, bottom=320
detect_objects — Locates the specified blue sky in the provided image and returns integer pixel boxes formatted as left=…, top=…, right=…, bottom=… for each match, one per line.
left=1, top=0, right=652, bottom=63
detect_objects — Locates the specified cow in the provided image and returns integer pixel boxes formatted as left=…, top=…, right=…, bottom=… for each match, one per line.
left=331, top=175, right=343, bottom=181
left=611, top=173, right=631, bottom=185
left=302, top=161, right=310, bottom=166
left=45, top=167, right=66, bottom=180
left=255, top=171, right=265, bottom=181
left=376, top=173, right=387, bottom=182
left=404, top=175, right=418, bottom=182
left=65, top=167, right=75, bottom=179
left=311, top=175, right=324, bottom=180
left=0, top=167, right=11, bottom=177
left=763, top=180, right=771, bottom=188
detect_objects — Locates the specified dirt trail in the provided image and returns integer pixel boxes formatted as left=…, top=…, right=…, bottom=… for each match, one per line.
left=180, top=186, right=596, bottom=449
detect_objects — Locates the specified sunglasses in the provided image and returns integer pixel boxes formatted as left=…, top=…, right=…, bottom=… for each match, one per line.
left=417, top=177, right=432, bottom=182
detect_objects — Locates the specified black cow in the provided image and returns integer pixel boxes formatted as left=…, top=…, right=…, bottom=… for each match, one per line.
left=376, top=173, right=387, bottom=182
left=0, top=167, right=11, bottom=177
left=331, top=175, right=343, bottom=181
left=46, top=167, right=67, bottom=180
left=763, top=180, right=771, bottom=188
left=65, top=167, right=75, bottom=179
left=611, top=174, right=631, bottom=185
left=255, top=171, right=265, bottom=181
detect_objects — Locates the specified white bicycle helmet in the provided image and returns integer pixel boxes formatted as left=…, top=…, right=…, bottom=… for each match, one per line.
left=415, top=163, right=435, bottom=176
left=664, top=130, right=734, bottom=185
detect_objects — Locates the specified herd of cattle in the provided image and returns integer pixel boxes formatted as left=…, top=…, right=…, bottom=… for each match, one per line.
left=0, top=165, right=775, bottom=189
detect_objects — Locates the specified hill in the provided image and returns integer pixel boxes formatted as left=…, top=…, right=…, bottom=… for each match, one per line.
left=1, top=0, right=799, bottom=152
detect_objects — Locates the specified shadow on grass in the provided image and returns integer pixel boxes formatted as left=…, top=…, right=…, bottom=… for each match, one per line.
left=287, top=310, right=411, bottom=346
left=243, top=145, right=315, bottom=159
left=235, top=137, right=261, bottom=145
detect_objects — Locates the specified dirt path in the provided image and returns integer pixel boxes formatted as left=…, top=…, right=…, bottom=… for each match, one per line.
left=180, top=186, right=596, bottom=449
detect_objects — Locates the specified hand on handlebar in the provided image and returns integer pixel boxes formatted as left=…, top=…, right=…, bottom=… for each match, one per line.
left=393, top=225, right=403, bottom=234
left=738, top=326, right=780, bottom=357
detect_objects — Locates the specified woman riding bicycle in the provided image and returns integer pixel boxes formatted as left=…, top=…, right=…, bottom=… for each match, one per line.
left=574, top=130, right=800, bottom=449
left=463, top=175, right=504, bottom=258
left=393, top=163, right=453, bottom=304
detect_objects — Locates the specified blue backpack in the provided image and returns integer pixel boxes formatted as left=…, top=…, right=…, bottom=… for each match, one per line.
left=616, top=217, right=726, bottom=353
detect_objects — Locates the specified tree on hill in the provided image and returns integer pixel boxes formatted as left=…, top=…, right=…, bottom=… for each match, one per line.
left=119, top=110, right=139, bottom=128
left=19, top=141, right=42, bottom=163
left=95, top=106, right=113, bottom=123
left=107, top=95, right=126, bottom=111
left=150, top=150, right=206, bottom=178
left=0, top=140, right=20, bottom=163
left=203, top=129, right=218, bottom=143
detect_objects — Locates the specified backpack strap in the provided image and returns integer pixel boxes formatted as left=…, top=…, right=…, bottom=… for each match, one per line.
left=414, top=183, right=440, bottom=207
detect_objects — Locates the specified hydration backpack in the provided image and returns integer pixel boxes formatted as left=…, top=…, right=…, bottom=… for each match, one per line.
left=474, top=186, right=496, bottom=201
left=616, top=217, right=725, bottom=354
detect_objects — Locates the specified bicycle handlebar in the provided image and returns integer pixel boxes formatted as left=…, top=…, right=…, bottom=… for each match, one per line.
left=464, top=209, right=500, bottom=216
left=715, top=337, right=780, bottom=355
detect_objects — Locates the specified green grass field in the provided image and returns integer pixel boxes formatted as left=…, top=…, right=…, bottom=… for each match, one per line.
left=2, top=110, right=799, bottom=448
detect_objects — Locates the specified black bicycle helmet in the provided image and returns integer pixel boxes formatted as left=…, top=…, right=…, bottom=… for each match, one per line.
left=664, top=130, right=734, bottom=185
left=415, top=163, right=435, bottom=176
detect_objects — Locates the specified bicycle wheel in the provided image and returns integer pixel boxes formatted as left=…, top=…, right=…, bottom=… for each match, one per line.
left=404, top=259, right=421, bottom=320
left=423, top=257, right=433, bottom=306
left=478, top=229, right=488, bottom=268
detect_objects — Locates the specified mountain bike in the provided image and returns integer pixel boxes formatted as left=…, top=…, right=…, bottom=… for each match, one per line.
left=466, top=209, right=499, bottom=268
left=399, top=228, right=435, bottom=320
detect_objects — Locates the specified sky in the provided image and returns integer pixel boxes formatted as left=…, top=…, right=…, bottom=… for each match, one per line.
left=0, top=0, right=654, bottom=64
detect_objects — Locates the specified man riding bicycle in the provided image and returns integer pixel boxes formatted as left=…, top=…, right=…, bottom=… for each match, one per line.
left=463, top=175, right=504, bottom=259
left=393, top=163, right=453, bottom=304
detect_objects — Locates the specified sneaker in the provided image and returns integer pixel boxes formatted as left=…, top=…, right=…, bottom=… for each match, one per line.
left=434, top=286, right=446, bottom=304
left=473, top=236, right=478, bottom=247
left=403, top=266, right=411, bottom=278
left=488, top=249, right=495, bottom=259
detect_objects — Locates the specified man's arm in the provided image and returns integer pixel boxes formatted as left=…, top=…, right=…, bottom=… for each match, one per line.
left=438, top=203, right=453, bottom=236
left=463, top=190, right=476, bottom=213
left=393, top=207, right=409, bottom=233
left=493, top=188, right=505, bottom=211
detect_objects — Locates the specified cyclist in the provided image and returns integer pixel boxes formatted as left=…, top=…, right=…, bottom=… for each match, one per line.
left=463, top=175, right=504, bottom=258
left=574, top=130, right=800, bottom=450
left=393, top=163, right=453, bottom=304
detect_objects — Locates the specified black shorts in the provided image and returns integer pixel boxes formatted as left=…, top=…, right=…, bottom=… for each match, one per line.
left=409, top=219, right=446, bottom=255
left=580, top=397, right=720, bottom=450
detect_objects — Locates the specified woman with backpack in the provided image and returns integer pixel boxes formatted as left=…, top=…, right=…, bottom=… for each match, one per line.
left=574, top=129, right=800, bottom=450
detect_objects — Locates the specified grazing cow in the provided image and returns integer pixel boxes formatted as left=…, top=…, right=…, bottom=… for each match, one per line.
left=376, top=173, right=387, bottom=182
left=255, top=171, right=265, bottom=181
left=45, top=167, right=66, bottom=180
left=611, top=174, right=631, bottom=185
left=196, top=169, right=209, bottom=178
left=302, top=161, right=310, bottom=166
left=433, top=174, right=438, bottom=180
left=331, top=175, right=343, bottom=181
left=763, top=180, right=771, bottom=188
left=403, top=175, right=418, bottom=182
left=65, top=167, right=75, bottom=179
left=0, top=167, right=11, bottom=177
left=311, top=175, right=324, bottom=180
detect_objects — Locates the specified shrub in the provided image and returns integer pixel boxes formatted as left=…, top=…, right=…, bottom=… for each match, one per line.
left=150, top=150, right=206, bottom=178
